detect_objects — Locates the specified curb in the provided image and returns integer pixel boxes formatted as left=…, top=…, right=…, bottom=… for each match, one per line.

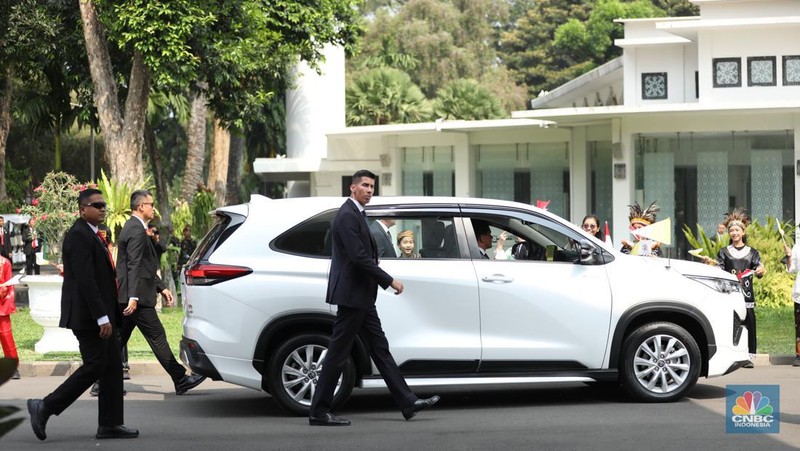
left=12, top=354, right=799, bottom=378
left=15, top=361, right=177, bottom=378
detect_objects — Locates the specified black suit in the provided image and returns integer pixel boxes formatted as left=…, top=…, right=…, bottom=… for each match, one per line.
left=0, top=226, right=11, bottom=261
left=42, top=219, right=123, bottom=426
left=116, top=217, right=185, bottom=383
left=21, top=224, right=41, bottom=275
left=309, top=199, right=417, bottom=417
left=369, top=220, right=396, bottom=258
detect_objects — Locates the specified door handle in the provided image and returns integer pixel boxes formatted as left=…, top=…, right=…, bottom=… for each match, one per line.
left=481, top=274, right=513, bottom=283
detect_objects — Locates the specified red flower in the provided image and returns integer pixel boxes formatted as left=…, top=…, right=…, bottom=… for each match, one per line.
left=31, top=198, right=39, bottom=206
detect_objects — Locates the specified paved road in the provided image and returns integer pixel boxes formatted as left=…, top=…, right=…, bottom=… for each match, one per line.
left=1, top=366, right=798, bottom=450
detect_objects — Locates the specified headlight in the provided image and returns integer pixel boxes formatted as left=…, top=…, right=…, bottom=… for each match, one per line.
left=686, top=275, right=742, bottom=294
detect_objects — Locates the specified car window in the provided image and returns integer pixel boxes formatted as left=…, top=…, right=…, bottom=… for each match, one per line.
left=190, top=212, right=242, bottom=265
left=467, top=214, right=582, bottom=263
left=369, top=215, right=459, bottom=259
left=272, top=210, right=337, bottom=258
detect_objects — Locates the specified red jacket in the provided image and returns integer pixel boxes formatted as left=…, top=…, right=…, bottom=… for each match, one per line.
left=0, top=255, right=15, bottom=315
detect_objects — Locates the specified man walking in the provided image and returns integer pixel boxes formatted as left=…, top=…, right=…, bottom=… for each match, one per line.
left=116, top=190, right=204, bottom=395
left=27, top=188, right=138, bottom=440
left=308, top=170, right=439, bottom=426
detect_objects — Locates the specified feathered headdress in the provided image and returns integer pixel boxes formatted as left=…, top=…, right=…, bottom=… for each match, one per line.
left=724, top=208, right=749, bottom=231
left=628, top=201, right=660, bottom=226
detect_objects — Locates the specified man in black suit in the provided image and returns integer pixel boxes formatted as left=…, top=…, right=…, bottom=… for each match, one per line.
left=116, top=190, right=205, bottom=395
left=27, top=188, right=138, bottom=441
left=0, top=216, right=12, bottom=260
left=308, top=170, right=439, bottom=426
left=369, top=218, right=397, bottom=258
left=22, top=217, right=41, bottom=275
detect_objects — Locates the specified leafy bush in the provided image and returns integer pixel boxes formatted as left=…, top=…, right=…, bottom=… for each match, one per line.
left=682, top=223, right=728, bottom=258
left=96, top=169, right=152, bottom=242
left=747, top=217, right=794, bottom=309
left=191, top=184, right=216, bottom=239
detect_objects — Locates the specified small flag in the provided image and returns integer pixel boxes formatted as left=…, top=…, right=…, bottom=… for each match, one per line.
left=604, top=221, right=613, bottom=247
left=535, top=200, right=550, bottom=210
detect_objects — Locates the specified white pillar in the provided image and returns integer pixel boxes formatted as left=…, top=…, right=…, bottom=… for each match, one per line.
left=285, top=45, right=346, bottom=197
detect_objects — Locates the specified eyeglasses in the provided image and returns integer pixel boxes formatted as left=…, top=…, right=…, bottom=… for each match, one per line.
left=582, top=224, right=598, bottom=230
left=82, top=202, right=107, bottom=210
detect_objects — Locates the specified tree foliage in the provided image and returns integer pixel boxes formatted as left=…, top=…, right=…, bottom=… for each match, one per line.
left=346, top=67, right=433, bottom=125
left=432, top=79, right=505, bottom=120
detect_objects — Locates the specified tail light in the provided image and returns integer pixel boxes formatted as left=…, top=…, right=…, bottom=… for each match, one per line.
left=185, top=263, right=252, bottom=286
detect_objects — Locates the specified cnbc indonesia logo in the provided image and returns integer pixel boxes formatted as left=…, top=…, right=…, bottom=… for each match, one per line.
left=727, top=386, right=780, bottom=434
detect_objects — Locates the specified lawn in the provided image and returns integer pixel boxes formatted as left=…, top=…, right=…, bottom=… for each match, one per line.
left=10, top=307, right=184, bottom=362
left=7, top=304, right=797, bottom=361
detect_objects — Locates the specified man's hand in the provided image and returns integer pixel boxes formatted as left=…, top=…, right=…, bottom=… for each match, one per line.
left=161, top=288, right=174, bottom=307
left=99, top=322, right=112, bottom=339
left=390, top=279, right=404, bottom=295
left=123, top=299, right=138, bottom=316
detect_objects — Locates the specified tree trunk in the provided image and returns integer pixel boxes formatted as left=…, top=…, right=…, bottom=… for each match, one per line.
left=207, top=118, right=230, bottom=206
left=181, top=88, right=208, bottom=201
left=79, top=0, right=149, bottom=186
left=145, top=122, right=172, bottom=236
left=0, top=67, right=13, bottom=201
left=225, top=130, right=245, bottom=206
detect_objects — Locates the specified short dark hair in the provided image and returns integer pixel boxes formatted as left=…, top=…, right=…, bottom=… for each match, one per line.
left=77, top=188, right=103, bottom=207
left=351, top=169, right=376, bottom=185
left=130, top=189, right=152, bottom=210
left=472, top=219, right=491, bottom=237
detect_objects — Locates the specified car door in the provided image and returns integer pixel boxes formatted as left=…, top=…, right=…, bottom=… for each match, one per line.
left=367, top=209, right=482, bottom=374
left=463, top=209, right=613, bottom=370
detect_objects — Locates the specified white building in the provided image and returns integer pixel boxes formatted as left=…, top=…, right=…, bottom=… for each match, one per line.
left=255, top=0, right=800, bottom=254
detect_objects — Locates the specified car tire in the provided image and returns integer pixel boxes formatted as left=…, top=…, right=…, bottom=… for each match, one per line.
left=266, top=333, right=356, bottom=416
left=619, top=322, right=701, bottom=403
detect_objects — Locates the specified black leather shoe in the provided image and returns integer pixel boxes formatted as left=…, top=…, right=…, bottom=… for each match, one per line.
left=402, top=395, right=440, bottom=421
left=96, top=425, right=139, bottom=439
left=90, top=382, right=100, bottom=396
left=309, top=413, right=351, bottom=426
left=27, top=399, right=49, bottom=441
left=175, top=374, right=206, bottom=395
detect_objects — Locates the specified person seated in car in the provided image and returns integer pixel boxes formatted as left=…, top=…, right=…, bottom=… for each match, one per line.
left=472, top=220, right=493, bottom=259
left=396, top=230, right=419, bottom=259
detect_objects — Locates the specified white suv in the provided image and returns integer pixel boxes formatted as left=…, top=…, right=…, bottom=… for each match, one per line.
left=180, top=195, right=749, bottom=415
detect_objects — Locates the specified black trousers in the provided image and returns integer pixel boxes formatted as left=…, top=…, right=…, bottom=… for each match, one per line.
left=745, top=306, right=757, bottom=354
left=43, top=327, right=124, bottom=427
left=310, top=305, right=416, bottom=417
left=25, top=253, right=40, bottom=275
left=119, top=305, right=186, bottom=384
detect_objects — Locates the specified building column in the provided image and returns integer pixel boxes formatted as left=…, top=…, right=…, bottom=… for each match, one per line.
left=453, top=133, right=474, bottom=197
left=794, top=114, right=800, bottom=233
left=612, top=117, right=634, bottom=244
left=570, top=126, right=588, bottom=223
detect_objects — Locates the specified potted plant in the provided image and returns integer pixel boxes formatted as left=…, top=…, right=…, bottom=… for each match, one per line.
left=18, top=172, right=93, bottom=353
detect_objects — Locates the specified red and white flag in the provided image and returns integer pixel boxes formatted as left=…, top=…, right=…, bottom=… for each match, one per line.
left=604, top=221, right=613, bottom=247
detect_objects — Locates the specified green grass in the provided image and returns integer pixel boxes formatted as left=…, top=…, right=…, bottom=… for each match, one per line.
left=7, top=304, right=797, bottom=361
left=9, top=307, right=184, bottom=362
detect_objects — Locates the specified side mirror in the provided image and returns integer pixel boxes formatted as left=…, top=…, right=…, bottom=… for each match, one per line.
left=579, top=239, right=596, bottom=264
left=511, top=242, right=530, bottom=260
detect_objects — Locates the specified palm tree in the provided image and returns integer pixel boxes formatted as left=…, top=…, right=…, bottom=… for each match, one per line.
left=432, top=79, right=506, bottom=121
left=346, top=67, right=432, bottom=126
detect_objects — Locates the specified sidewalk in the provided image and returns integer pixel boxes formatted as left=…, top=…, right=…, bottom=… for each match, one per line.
left=12, top=354, right=798, bottom=378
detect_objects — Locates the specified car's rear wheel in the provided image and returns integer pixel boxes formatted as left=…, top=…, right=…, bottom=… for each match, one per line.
left=620, top=322, right=700, bottom=402
left=266, top=333, right=355, bottom=416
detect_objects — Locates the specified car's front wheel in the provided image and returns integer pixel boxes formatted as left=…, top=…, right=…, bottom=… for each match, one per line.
left=266, top=333, right=355, bottom=415
left=619, top=322, right=701, bottom=402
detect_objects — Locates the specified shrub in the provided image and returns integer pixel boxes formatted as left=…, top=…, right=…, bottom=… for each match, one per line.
left=747, top=217, right=794, bottom=309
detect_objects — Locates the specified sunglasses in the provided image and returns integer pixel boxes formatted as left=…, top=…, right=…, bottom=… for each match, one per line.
left=82, top=202, right=107, bottom=210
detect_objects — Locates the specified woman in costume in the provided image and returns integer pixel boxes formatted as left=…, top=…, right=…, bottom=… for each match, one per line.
left=703, top=208, right=764, bottom=366
left=0, top=253, right=19, bottom=379
left=620, top=202, right=662, bottom=257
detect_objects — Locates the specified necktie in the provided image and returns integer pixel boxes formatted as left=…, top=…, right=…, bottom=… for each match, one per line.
left=97, top=231, right=115, bottom=269
left=387, top=231, right=392, bottom=242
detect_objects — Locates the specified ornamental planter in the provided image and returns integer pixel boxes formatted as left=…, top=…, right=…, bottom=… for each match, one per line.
left=23, top=275, right=79, bottom=353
